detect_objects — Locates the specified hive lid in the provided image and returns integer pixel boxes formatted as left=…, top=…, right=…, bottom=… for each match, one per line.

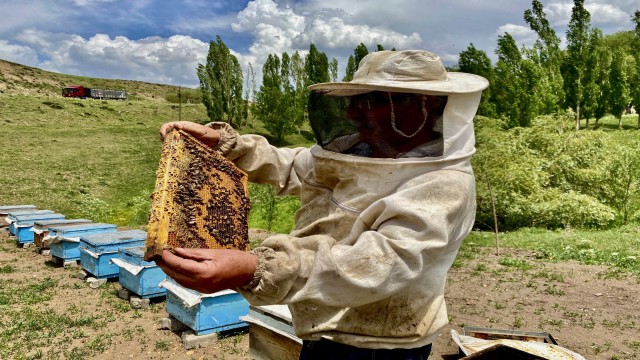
left=7, top=209, right=54, bottom=218
left=33, top=219, right=92, bottom=227
left=144, top=129, right=251, bottom=261
left=49, top=222, right=117, bottom=233
left=81, top=229, right=148, bottom=246
left=13, top=213, right=66, bottom=222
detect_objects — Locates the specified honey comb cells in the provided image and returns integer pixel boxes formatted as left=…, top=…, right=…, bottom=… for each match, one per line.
left=144, top=129, right=251, bottom=261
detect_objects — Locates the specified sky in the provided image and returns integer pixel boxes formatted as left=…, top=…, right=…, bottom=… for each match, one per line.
left=0, top=0, right=638, bottom=88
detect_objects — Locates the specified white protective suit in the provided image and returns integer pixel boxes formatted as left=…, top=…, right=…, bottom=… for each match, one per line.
left=209, top=90, right=482, bottom=349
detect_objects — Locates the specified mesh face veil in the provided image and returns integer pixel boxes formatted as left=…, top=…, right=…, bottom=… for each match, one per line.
left=308, top=90, right=447, bottom=158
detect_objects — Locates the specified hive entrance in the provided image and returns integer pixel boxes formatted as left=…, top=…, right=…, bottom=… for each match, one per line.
left=144, top=128, right=250, bottom=261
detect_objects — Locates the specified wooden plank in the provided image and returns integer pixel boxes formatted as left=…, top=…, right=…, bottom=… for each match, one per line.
left=247, top=322, right=302, bottom=360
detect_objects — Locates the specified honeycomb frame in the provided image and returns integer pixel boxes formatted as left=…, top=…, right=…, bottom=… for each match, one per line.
left=144, top=128, right=251, bottom=261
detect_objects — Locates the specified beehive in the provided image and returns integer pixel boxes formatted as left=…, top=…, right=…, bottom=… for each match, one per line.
left=144, top=129, right=251, bottom=261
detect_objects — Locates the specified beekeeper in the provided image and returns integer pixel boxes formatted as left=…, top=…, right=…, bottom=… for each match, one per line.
left=156, top=50, right=489, bottom=359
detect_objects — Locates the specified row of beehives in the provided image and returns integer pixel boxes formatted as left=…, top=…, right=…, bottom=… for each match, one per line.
left=0, top=204, right=255, bottom=341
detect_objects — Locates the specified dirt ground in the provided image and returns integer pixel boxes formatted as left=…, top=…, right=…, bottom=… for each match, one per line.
left=1, top=228, right=639, bottom=359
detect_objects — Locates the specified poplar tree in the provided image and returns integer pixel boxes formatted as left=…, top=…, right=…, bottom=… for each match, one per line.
left=353, top=43, right=369, bottom=70
left=524, top=0, right=564, bottom=113
left=562, top=0, right=591, bottom=130
left=255, top=54, right=297, bottom=144
left=458, top=43, right=495, bottom=116
left=609, top=49, right=631, bottom=129
left=631, top=10, right=640, bottom=129
left=304, top=43, right=330, bottom=86
left=343, top=55, right=356, bottom=81
left=197, top=35, right=243, bottom=127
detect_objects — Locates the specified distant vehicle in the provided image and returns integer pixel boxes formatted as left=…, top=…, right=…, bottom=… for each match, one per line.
left=62, top=85, right=128, bottom=100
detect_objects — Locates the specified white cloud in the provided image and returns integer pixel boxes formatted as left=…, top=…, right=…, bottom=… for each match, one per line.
left=0, top=40, right=39, bottom=66
left=586, top=2, right=630, bottom=23
left=295, top=17, right=422, bottom=50
left=543, top=1, right=631, bottom=27
left=494, top=23, right=538, bottom=50
left=232, top=0, right=305, bottom=33
left=15, top=29, right=208, bottom=86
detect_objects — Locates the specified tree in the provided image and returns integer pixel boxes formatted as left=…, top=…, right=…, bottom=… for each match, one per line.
left=609, top=48, right=631, bottom=129
left=523, top=0, right=565, bottom=113
left=458, top=43, right=495, bottom=116
left=343, top=55, right=356, bottom=81
left=255, top=54, right=297, bottom=144
left=329, top=58, right=338, bottom=82
left=581, top=29, right=604, bottom=128
left=631, top=10, right=640, bottom=129
left=562, top=0, right=591, bottom=130
left=353, top=43, right=369, bottom=71
left=304, top=43, right=330, bottom=86
left=197, top=35, right=244, bottom=127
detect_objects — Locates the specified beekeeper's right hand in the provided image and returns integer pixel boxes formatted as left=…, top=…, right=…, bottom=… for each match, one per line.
left=159, top=121, right=220, bottom=148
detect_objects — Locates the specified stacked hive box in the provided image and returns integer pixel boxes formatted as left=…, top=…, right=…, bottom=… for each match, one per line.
left=11, top=213, right=66, bottom=245
left=33, top=219, right=93, bottom=249
left=79, top=229, right=148, bottom=279
left=48, top=223, right=118, bottom=264
left=113, top=246, right=167, bottom=299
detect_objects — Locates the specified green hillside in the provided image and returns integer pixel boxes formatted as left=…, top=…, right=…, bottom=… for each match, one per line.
left=0, top=59, right=208, bottom=224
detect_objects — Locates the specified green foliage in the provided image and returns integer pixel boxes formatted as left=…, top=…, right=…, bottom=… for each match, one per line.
left=197, top=35, right=244, bottom=127
left=304, top=43, right=330, bottom=86
left=248, top=183, right=300, bottom=234
left=458, top=43, right=496, bottom=117
left=353, top=43, right=369, bottom=71
left=473, top=114, right=640, bottom=230
left=255, top=53, right=298, bottom=144
left=164, top=87, right=201, bottom=104
left=343, top=55, right=356, bottom=82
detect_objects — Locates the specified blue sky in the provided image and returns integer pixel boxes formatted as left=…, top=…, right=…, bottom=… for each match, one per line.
left=0, top=0, right=637, bottom=88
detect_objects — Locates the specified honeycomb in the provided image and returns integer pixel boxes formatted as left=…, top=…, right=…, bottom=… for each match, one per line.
left=144, top=128, right=251, bottom=261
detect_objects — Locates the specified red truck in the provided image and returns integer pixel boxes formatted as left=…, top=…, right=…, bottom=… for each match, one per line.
left=62, top=85, right=128, bottom=100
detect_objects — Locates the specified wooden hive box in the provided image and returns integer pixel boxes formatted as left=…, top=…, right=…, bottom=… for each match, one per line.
left=159, top=278, right=249, bottom=335
left=241, top=305, right=302, bottom=360
left=1, top=205, right=37, bottom=228
left=5, top=210, right=54, bottom=233
left=11, top=213, right=66, bottom=244
left=33, top=219, right=93, bottom=249
left=79, top=229, right=148, bottom=279
left=144, top=129, right=251, bottom=261
left=113, top=246, right=167, bottom=299
left=48, top=223, right=118, bottom=262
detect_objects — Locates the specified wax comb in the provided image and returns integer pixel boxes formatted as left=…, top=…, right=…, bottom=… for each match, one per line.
left=144, top=128, right=250, bottom=261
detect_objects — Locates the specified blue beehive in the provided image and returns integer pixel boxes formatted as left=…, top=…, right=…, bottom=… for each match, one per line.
left=0, top=205, right=37, bottom=220
left=32, top=219, right=93, bottom=249
left=49, top=223, right=118, bottom=263
left=5, top=210, right=54, bottom=233
left=79, top=230, right=147, bottom=279
left=11, top=213, right=66, bottom=243
left=160, top=278, right=249, bottom=335
left=113, top=246, right=167, bottom=298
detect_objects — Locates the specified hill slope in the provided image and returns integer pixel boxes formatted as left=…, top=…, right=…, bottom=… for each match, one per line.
left=0, top=59, right=209, bottom=225
left=0, top=58, right=182, bottom=101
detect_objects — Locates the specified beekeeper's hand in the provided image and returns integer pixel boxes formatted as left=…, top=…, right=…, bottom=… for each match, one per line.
left=159, top=121, right=220, bottom=148
left=155, top=248, right=258, bottom=294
